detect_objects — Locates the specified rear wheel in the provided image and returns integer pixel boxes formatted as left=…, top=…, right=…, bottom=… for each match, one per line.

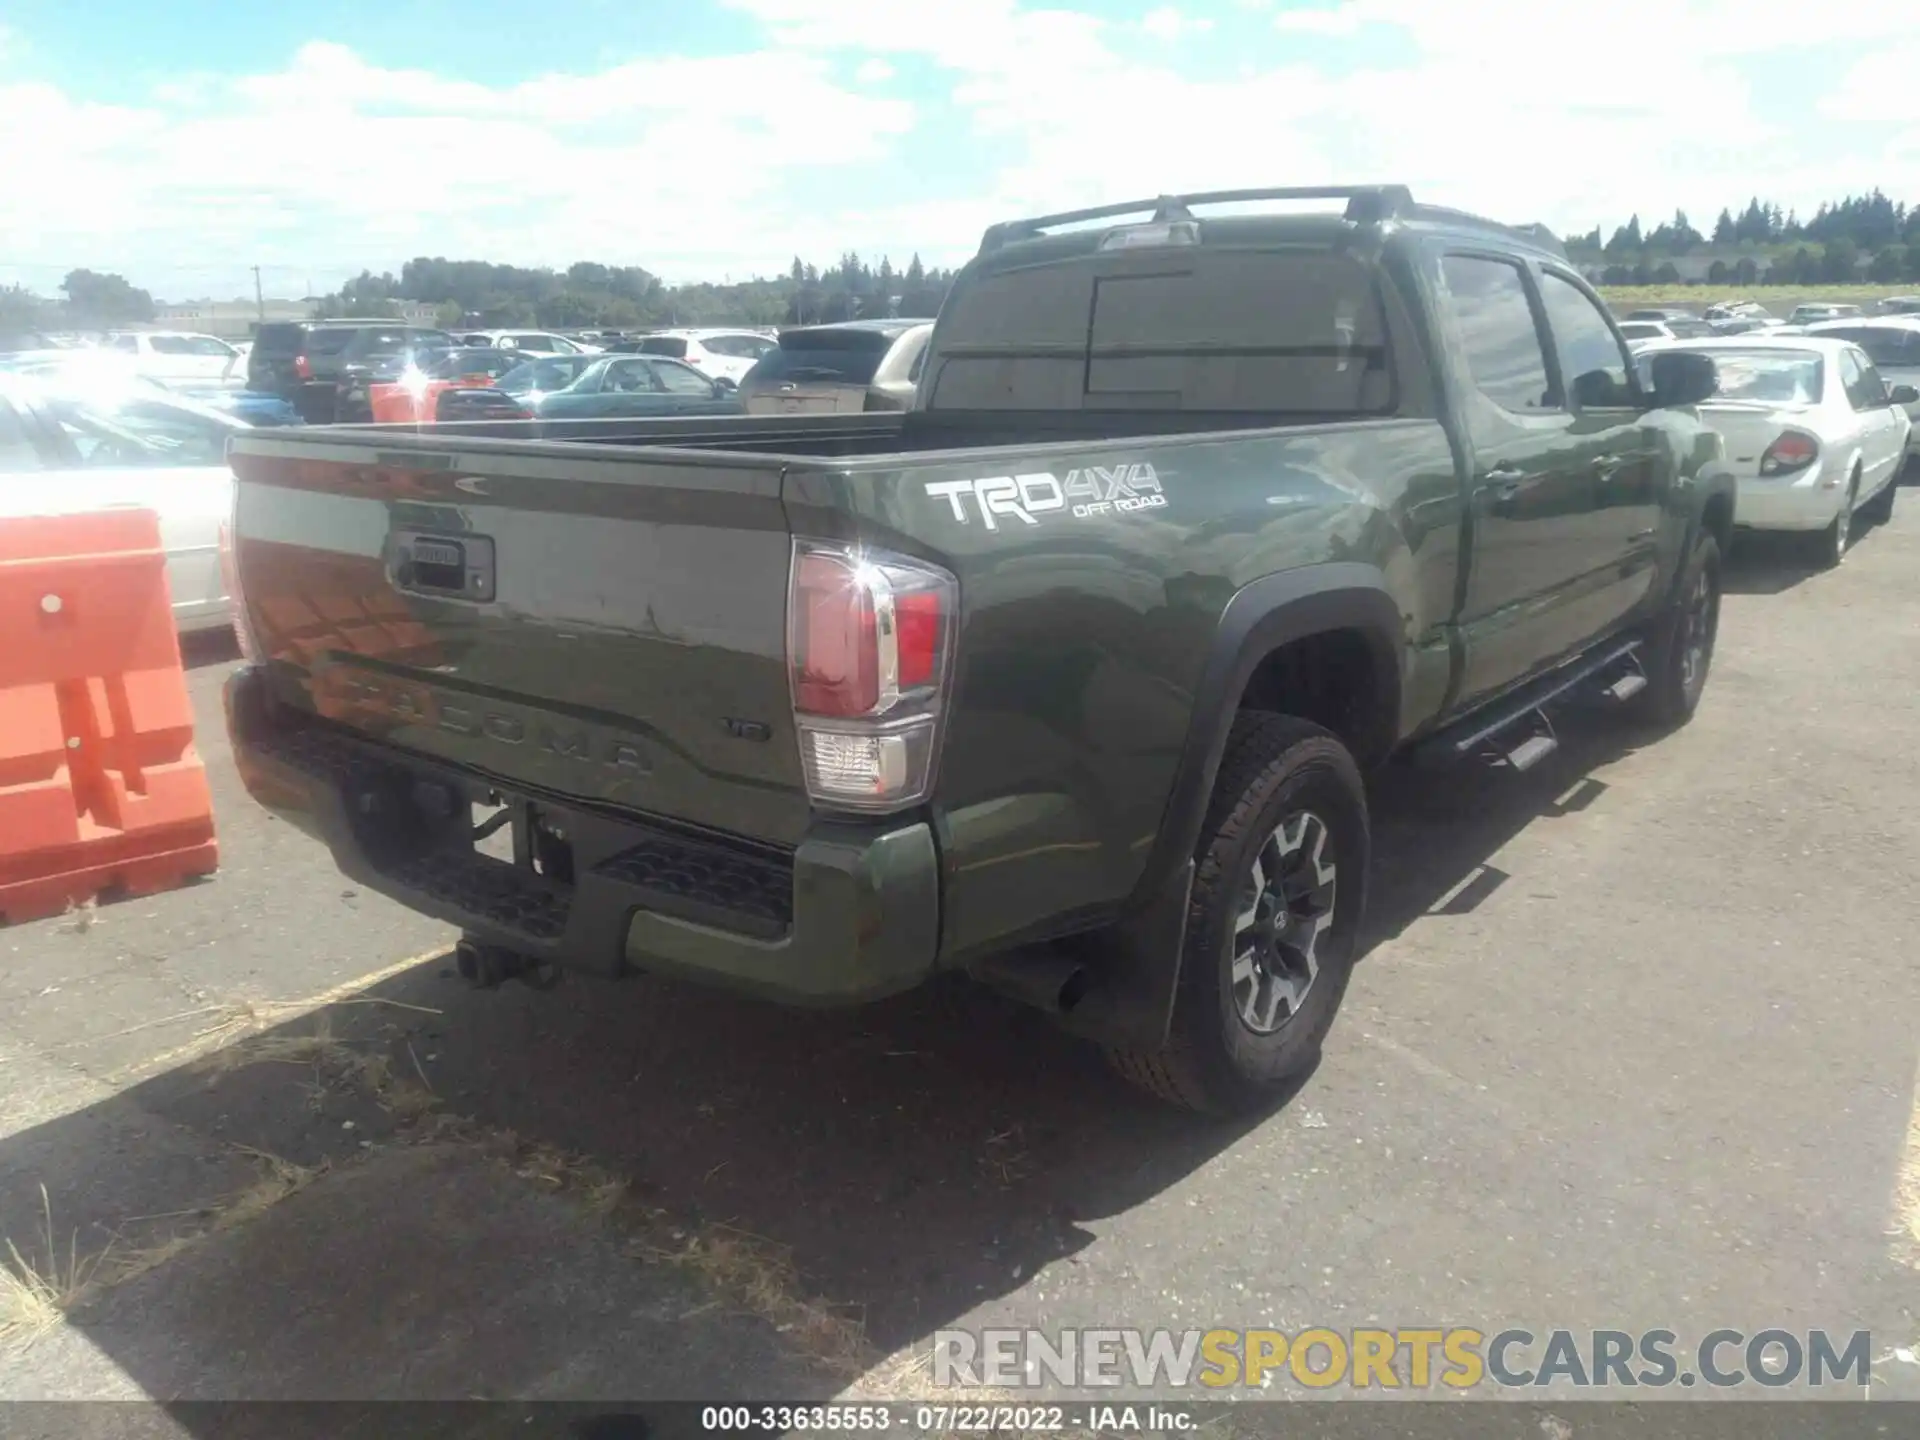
left=1817, top=475, right=1858, bottom=568
left=1107, top=714, right=1368, bottom=1115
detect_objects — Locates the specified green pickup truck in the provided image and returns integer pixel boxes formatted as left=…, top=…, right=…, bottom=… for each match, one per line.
left=224, top=185, right=1735, bottom=1114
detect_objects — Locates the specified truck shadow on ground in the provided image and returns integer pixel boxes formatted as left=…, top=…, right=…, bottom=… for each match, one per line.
left=3, top=707, right=1651, bottom=1408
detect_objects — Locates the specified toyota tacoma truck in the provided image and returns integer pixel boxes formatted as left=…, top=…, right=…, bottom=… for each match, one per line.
left=222, top=185, right=1734, bottom=1114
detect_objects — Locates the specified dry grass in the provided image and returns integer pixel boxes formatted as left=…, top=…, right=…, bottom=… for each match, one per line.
left=1, top=1185, right=112, bottom=1345
left=1596, top=283, right=1896, bottom=308
left=0, top=1149, right=325, bottom=1350
left=192, top=1015, right=439, bottom=1121
left=635, top=1223, right=871, bottom=1381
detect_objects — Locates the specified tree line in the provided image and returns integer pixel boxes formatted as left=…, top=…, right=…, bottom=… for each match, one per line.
left=10, top=187, right=1920, bottom=336
left=1, top=252, right=961, bottom=334
left=319, top=251, right=960, bottom=328
left=1569, top=190, right=1920, bottom=286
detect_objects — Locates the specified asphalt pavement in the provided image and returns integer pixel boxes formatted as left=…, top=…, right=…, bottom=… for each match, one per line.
left=1, top=505, right=1916, bottom=1417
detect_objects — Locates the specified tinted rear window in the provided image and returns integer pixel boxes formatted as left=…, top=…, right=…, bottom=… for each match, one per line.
left=747, top=329, right=900, bottom=386
left=306, top=329, right=360, bottom=356
left=926, top=249, right=1393, bottom=413
left=638, top=337, right=688, bottom=358
left=253, top=324, right=310, bottom=354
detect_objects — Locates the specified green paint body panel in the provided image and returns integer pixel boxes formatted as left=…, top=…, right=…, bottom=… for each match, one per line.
left=223, top=206, right=1735, bottom=1009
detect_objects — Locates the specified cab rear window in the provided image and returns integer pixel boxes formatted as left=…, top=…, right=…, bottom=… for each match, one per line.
left=925, top=249, right=1395, bottom=413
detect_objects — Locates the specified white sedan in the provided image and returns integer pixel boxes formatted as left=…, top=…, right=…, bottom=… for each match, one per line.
left=104, top=329, right=247, bottom=389
left=1634, top=334, right=1914, bottom=567
left=0, top=373, right=238, bottom=634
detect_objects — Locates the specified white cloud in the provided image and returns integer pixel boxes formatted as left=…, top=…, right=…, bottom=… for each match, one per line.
left=1140, top=8, right=1214, bottom=40
left=1272, top=7, right=1369, bottom=36
left=5, top=1, right=1917, bottom=299
left=0, top=38, right=915, bottom=296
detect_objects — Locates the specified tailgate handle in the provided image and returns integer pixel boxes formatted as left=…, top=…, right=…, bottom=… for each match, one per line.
left=388, top=530, right=496, bottom=603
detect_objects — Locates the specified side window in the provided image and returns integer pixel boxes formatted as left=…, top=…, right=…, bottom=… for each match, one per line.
left=1440, top=255, right=1557, bottom=416
left=1837, top=349, right=1883, bottom=410
left=111, top=335, right=140, bottom=353
left=604, top=359, right=654, bottom=393
left=650, top=360, right=715, bottom=395
left=0, top=398, right=48, bottom=471
left=149, top=335, right=194, bottom=355
left=1538, top=272, right=1635, bottom=408
left=189, top=336, right=237, bottom=358
left=1851, top=351, right=1889, bottom=408
left=908, top=340, right=928, bottom=385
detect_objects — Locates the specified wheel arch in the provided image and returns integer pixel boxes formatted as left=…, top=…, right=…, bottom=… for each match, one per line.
left=1128, top=563, right=1403, bottom=915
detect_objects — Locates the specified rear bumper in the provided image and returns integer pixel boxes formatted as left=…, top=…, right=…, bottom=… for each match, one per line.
left=1733, top=477, right=1843, bottom=532
left=224, top=665, right=941, bottom=1004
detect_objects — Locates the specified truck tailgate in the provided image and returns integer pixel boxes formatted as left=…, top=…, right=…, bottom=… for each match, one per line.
left=226, top=432, right=811, bottom=848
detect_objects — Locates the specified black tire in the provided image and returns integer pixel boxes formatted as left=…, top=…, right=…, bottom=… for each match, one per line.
left=1107, top=714, right=1369, bottom=1115
left=1817, top=475, right=1858, bottom=568
left=1861, top=473, right=1896, bottom=525
left=1631, top=532, right=1721, bottom=729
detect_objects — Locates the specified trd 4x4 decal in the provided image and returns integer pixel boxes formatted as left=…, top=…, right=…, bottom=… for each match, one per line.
left=925, top=462, right=1168, bottom=529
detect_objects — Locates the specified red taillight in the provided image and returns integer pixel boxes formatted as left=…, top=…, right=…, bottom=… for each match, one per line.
left=792, top=550, right=879, bottom=717
left=788, top=542, right=956, bottom=811
left=294, top=355, right=312, bottom=381
left=1759, top=430, right=1819, bottom=476
left=894, top=590, right=941, bottom=690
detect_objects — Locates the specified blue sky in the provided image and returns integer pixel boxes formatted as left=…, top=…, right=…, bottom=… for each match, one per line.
left=1, top=0, right=1911, bottom=301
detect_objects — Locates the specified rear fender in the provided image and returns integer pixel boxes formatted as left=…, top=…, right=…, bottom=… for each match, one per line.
left=1060, top=563, right=1404, bottom=1049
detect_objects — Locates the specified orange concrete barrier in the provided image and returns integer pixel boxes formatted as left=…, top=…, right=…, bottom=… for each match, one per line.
left=0, top=509, right=218, bottom=922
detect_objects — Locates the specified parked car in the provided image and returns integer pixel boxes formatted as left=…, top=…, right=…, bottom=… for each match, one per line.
left=738, top=321, right=934, bottom=414
left=0, top=372, right=243, bottom=634
left=1618, top=318, right=1713, bottom=347
left=530, top=354, right=743, bottom=419
left=1705, top=317, right=1785, bottom=336
left=456, top=330, right=596, bottom=356
left=1798, top=317, right=1920, bottom=461
left=1785, top=303, right=1863, bottom=326
left=344, top=346, right=525, bottom=424
left=616, top=329, right=777, bottom=384
left=1622, top=307, right=1701, bottom=323
left=1633, top=335, right=1911, bottom=566
left=247, top=322, right=457, bottom=423
left=188, top=388, right=304, bottom=427
left=223, top=183, right=1735, bottom=1117
left=1703, top=300, right=1771, bottom=323
left=105, top=330, right=245, bottom=389
left=432, top=353, right=598, bottom=422
left=1875, top=296, right=1920, bottom=315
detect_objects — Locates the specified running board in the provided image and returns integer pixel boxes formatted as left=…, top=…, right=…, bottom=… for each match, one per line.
left=1413, top=637, right=1643, bottom=768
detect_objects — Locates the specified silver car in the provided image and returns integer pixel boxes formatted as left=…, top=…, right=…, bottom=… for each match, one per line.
left=738, top=321, right=933, bottom=415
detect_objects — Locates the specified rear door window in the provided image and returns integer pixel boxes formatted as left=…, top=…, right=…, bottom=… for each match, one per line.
left=638, top=336, right=689, bottom=359
left=650, top=359, right=716, bottom=394
left=306, top=329, right=358, bottom=356
left=1440, top=255, right=1557, bottom=415
left=601, top=358, right=657, bottom=392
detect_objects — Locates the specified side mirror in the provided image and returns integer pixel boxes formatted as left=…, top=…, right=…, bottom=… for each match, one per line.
left=1888, top=383, right=1918, bottom=405
left=1648, top=351, right=1718, bottom=408
left=711, top=376, right=737, bottom=398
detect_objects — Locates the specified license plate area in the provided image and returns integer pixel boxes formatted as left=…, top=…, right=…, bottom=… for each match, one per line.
left=388, top=529, right=496, bottom=601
